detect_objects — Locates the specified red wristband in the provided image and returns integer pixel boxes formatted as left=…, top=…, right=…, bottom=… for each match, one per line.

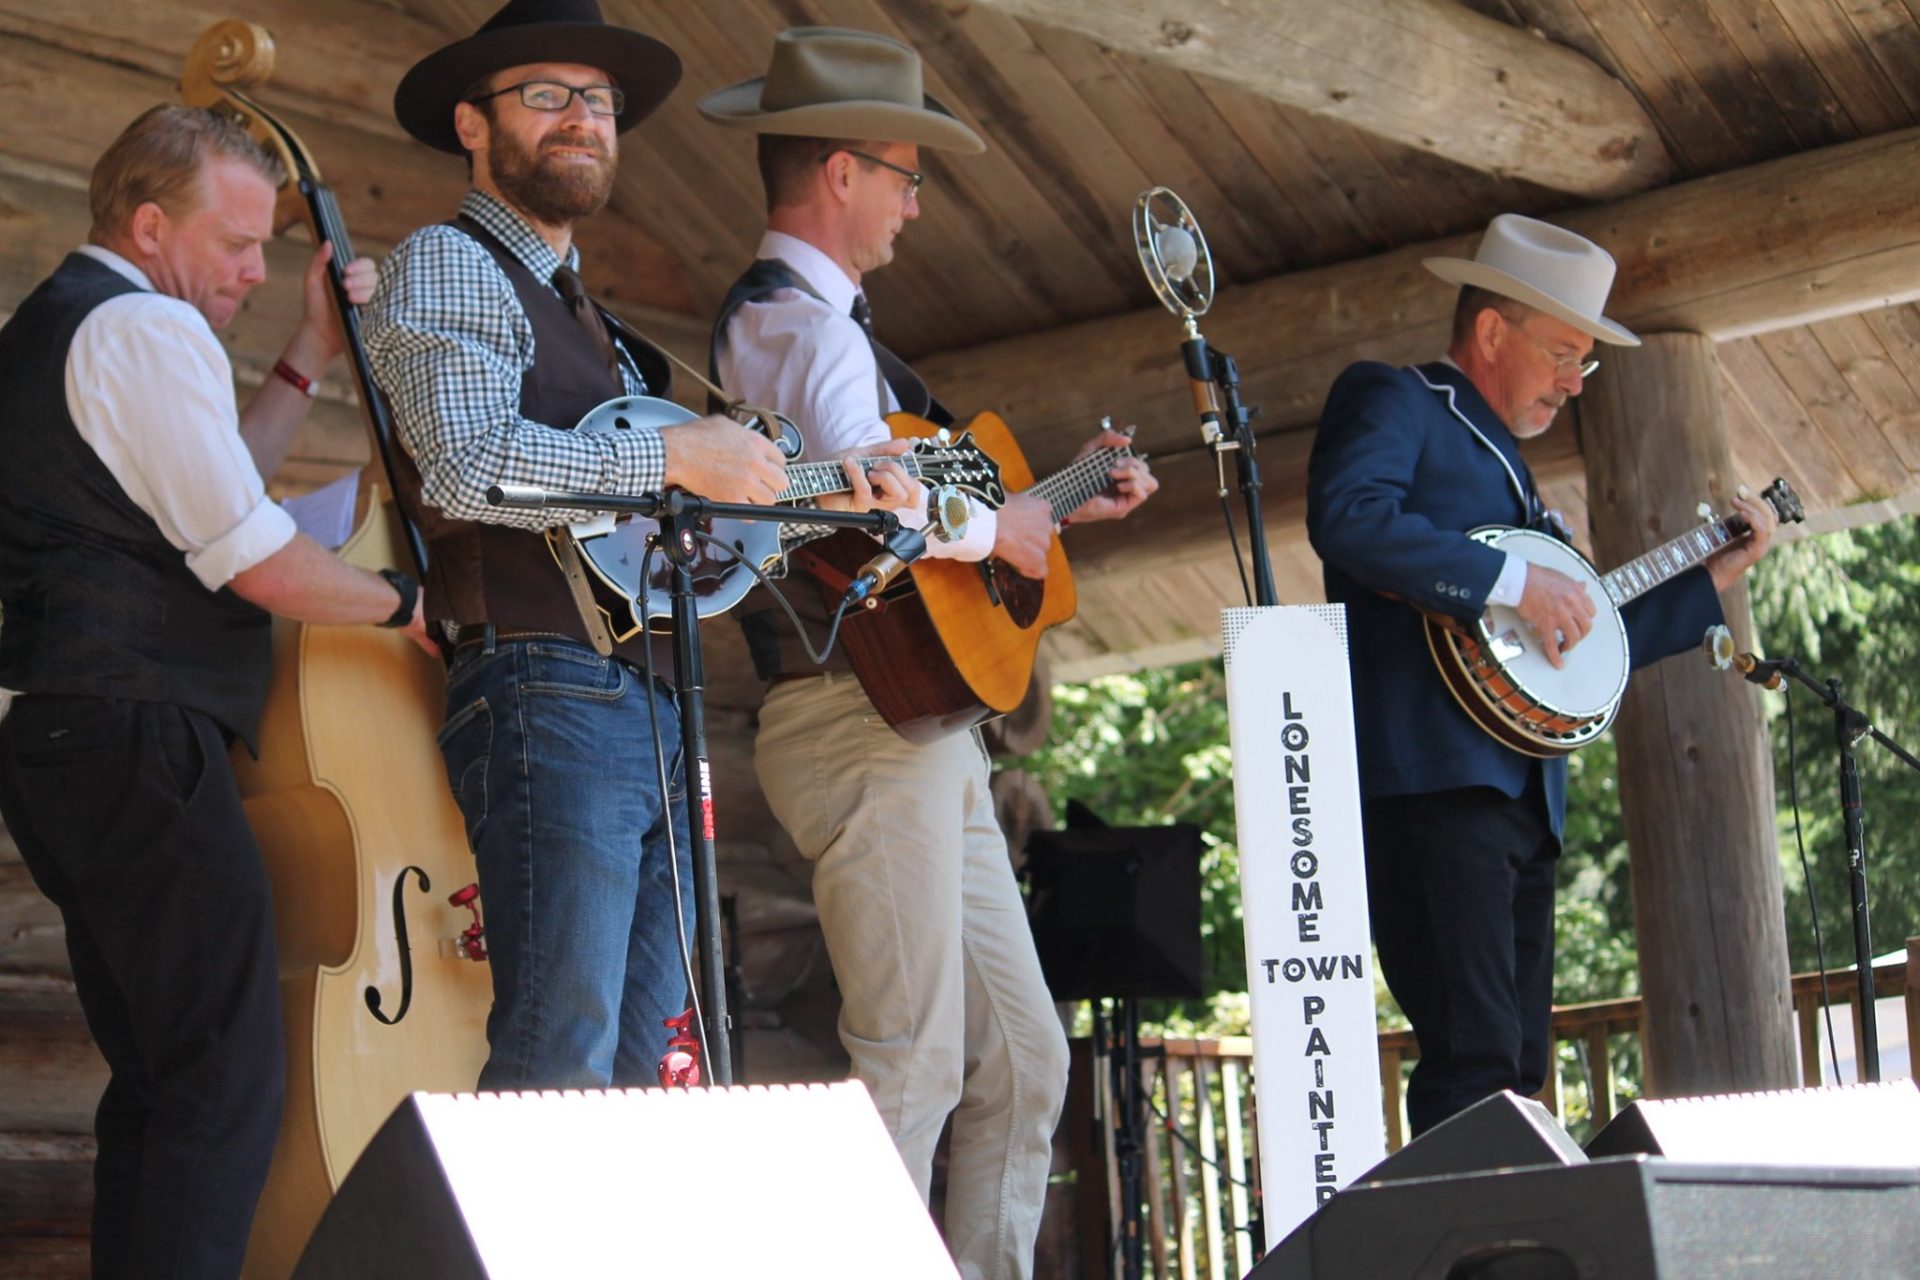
left=273, top=358, right=318, bottom=398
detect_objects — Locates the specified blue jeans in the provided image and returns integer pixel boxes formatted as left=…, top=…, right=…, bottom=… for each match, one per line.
left=437, top=635, right=693, bottom=1090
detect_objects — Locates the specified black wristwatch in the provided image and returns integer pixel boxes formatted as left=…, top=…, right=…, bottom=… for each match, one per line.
left=377, top=568, right=418, bottom=628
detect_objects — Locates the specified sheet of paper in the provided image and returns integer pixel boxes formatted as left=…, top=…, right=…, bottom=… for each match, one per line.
left=282, top=470, right=361, bottom=550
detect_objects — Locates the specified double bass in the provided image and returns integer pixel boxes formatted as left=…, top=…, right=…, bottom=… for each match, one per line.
left=179, top=22, right=491, bottom=1278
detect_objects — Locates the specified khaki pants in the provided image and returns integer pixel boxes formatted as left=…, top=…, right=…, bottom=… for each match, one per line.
left=756, top=673, right=1070, bottom=1280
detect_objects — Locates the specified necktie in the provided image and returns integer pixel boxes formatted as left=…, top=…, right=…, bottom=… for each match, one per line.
left=849, top=292, right=932, bottom=418
left=552, top=264, right=622, bottom=386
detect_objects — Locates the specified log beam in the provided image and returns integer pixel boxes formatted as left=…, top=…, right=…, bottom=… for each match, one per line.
left=920, top=126, right=1920, bottom=489
left=1580, top=333, right=1798, bottom=1096
left=974, top=0, right=1670, bottom=198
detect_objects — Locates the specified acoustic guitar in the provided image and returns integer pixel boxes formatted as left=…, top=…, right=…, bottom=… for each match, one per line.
left=803, top=411, right=1136, bottom=743
left=1425, top=477, right=1803, bottom=757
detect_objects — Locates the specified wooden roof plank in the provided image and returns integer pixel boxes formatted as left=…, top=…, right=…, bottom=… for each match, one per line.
left=1753, top=326, right=1912, bottom=496
left=970, top=0, right=1672, bottom=198
left=1768, top=0, right=1918, bottom=136
left=1838, top=0, right=1920, bottom=119
left=1095, top=54, right=1301, bottom=279
left=1185, top=84, right=1378, bottom=268
left=1804, top=314, right=1920, bottom=474
left=1559, top=0, right=1788, bottom=173
left=1009, top=22, right=1283, bottom=286
left=886, top=1, right=1156, bottom=290
left=1716, top=336, right=1860, bottom=508
left=1698, top=0, right=1860, bottom=149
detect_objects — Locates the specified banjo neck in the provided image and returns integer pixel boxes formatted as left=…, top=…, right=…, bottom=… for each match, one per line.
left=1599, top=512, right=1747, bottom=608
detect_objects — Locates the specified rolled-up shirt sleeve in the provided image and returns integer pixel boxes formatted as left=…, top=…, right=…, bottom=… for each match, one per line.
left=66, top=292, right=296, bottom=591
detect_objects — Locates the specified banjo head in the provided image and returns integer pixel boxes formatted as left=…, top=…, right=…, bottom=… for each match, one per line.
left=1476, top=530, right=1629, bottom=719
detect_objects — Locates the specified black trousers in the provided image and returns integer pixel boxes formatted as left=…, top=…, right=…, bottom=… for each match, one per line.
left=1363, top=776, right=1558, bottom=1138
left=0, top=695, right=282, bottom=1279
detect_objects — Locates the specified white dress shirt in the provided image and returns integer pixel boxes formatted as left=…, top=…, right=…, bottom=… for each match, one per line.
left=715, top=230, right=997, bottom=561
left=65, top=245, right=295, bottom=590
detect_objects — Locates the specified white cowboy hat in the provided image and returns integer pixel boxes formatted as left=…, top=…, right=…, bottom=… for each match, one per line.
left=1425, top=213, right=1640, bottom=347
left=699, top=27, right=984, bottom=154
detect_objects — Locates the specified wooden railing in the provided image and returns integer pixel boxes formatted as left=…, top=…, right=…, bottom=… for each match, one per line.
left=1070, top=937, right=1919, bottom=1279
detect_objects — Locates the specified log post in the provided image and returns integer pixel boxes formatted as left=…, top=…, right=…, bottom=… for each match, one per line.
left=1577, top=332, right=1798, bottom=1096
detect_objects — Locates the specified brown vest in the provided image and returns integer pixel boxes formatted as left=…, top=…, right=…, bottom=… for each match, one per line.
left=392, top=216, right=672, bottom=668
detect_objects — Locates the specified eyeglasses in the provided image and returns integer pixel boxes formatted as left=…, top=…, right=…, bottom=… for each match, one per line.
left=1503, top=314, right=1599, bottom=380
left=468, top=80, right=625, bottom=117
left=828, top=149, right=924, bottom=201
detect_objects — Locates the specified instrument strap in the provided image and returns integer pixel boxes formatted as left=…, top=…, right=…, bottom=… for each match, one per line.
left=600, top=308, right=795, bottom=449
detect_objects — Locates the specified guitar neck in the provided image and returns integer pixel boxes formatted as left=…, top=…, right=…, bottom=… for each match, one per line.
left=1601, top=513, right=1748, bottom=606
left=777, top=455, right=934, bottom=505
left=1026, top=446, right=1130, bottom=523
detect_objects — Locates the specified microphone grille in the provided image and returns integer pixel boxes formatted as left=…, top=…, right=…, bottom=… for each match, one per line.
left=1156, top=223, right=1198, bottom=282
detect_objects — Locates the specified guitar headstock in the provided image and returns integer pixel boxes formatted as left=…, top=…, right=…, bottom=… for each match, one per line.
left=909, top=431, right=1006, bottom=507
left=1761, top=478, right=1805, bottom=527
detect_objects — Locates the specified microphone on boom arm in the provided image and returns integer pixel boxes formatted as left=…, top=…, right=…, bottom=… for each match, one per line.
left=840, top=485, right=971, bottom=610
left=1703, top=624, right=1788, bottom=690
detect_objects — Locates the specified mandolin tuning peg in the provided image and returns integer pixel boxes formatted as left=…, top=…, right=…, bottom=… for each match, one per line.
left=1696, top=501, right=1714, bottom=522
left=935, top=428, right=951, bottom=446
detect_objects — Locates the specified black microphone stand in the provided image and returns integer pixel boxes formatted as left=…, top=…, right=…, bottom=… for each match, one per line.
left=1751, top=657, right=1920, bottom=1082
left=1182, top=329, right=1279, bottom=608
left=490, top=484, right=898, bottom=1084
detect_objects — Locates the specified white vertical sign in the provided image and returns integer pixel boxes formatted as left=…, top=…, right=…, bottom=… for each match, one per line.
left=1222, top=605, right=1385, bottom=1239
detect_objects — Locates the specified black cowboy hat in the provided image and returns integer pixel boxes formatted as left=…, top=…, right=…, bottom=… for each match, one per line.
left=394, top=0, right=683, bottom=155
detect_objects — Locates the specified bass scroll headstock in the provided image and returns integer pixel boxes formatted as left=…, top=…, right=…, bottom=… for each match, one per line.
left=180, top=20, right=320, bottom=235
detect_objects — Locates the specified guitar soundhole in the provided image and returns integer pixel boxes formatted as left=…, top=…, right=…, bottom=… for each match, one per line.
left=614, top=417, right=632, bottom=430
left=987, top=559, right=1044, bottom=628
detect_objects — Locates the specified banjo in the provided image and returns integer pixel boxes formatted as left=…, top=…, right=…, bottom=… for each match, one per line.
left=556, top=395, right=1004, bottom=641
left=1426, top=478, right=1803, bottom=757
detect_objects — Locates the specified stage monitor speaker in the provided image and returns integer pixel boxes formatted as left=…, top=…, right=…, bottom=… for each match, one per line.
left=1305, top=1157, right=1920, bottom=1278
left=1586, top=1078, right=1920, bottom=1167
left=292, top=1082, right=956, bottom=1279
left=1025, top=821, right=1204, bottom=1000
left=1249, top=1091, right=1587, bottom=1279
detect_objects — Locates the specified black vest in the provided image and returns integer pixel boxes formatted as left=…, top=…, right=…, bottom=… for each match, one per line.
left=389, top=217, right=673, bottom=668
left=0, top=253, right=272, bottom=744
left=709, top=258, right=951, bottom=679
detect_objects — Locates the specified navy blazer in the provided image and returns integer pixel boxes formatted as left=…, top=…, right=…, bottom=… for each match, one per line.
left=1305, top=361, right=1724, bottom=837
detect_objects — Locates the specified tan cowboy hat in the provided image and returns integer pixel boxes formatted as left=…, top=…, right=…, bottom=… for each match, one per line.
left=394, top=0, right=682, bottom=156
left=699, top=27, right=985, bottom=154
left=1425, top=213, right=1640, bottom=347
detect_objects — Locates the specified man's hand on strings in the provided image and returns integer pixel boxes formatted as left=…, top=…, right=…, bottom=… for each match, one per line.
left=819, top=438, right=924, bottom=513
left=1063, top=427, right=1158, bottom=524
left=295, top=240, right=376, bottom=367
left=1707, top=484, right=1780, bottom=592
left=1515, top=563, right=1596, bottom=670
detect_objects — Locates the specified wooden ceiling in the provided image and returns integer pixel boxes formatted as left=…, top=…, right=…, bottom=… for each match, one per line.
left=2, top=0, right=1917, bottom=683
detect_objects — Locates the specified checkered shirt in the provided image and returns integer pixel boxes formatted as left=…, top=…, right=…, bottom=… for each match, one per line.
left=362, top=189, right=662, bottom=530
